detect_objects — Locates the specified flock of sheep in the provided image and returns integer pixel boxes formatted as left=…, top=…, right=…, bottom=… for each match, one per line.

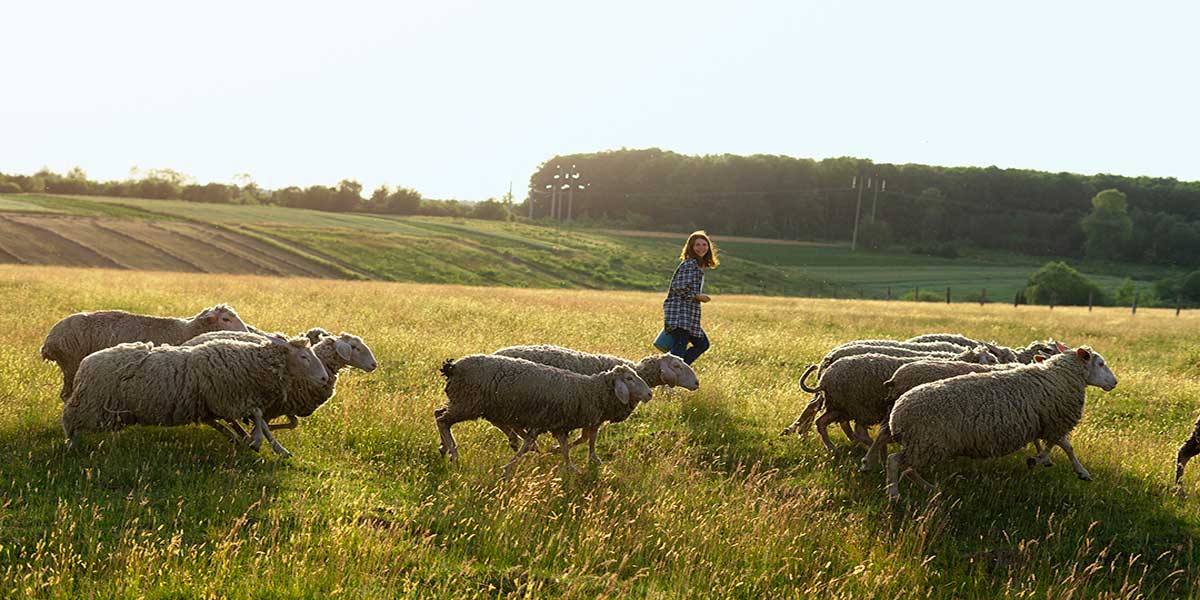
left=42, top=304, right=378, bottom=458
left=34, top=304, right=1200, bottom=502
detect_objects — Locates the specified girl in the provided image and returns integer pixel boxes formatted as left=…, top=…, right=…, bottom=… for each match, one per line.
left=662, top=230, right=718, bottom=365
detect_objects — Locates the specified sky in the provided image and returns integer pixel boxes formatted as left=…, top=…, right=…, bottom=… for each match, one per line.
left=2, top=1, right=1197, bottom=200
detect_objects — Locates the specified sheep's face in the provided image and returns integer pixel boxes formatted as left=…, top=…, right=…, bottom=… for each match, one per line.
left=1078, top=347, right=1117, bottom=391
left=335, top=333, right=378, bottom=372
left=200, top=305, right=249, bottom=332
left=273, top=336, right=329, bottom=387
left=974, top=347, right=997, bottom=365
left=657, top=354, right=699, bottom=391
left=612, top=366, right=653, bottom=405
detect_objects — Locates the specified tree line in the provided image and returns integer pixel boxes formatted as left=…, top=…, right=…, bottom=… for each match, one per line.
left=524, top=149, right=1200, bottom=267
left=0, top=167, right=514, bottom=221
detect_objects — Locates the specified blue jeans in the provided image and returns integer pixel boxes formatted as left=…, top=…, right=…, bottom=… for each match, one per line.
left=669, top=328, right=710, bottom=365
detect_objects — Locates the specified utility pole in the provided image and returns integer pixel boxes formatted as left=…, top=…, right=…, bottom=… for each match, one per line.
left=871, top=176, right=885, bottom=223
left=851, top=175, right=865, bottom=251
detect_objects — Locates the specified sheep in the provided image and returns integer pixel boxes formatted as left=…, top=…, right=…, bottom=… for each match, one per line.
left=1175, top=415, right=1200, bottom=486
left=905, top=334, right=1063, bottom=364
left=780, top=346, right=996, bottom=450
left=489, top=345, right=699, bottom=454
left=181, top=327, right=378, bottom=444
left=815, top=344, right=978, bottom=379
left=858, top=357, right=1035, bottom=472
left=41, top=304, right=248, bottom=401
left=435, top=354, right=653, bottom=475
left=884, top=346, right=1117, bottom=501
left=62, top=335, right=328, bottom=457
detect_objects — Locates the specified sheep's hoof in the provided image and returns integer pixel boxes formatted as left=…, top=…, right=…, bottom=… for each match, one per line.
left=438, top=444, right=447, bottom=456
left=1026, top=457, right=1036, bottom=469
left=271, top=443, right=292, bottom=459
left=65, top=438, right=77, bottom=451
left=1078, top=472, right=1092, bottom=482
left=589, top=455, right=603, bottom=466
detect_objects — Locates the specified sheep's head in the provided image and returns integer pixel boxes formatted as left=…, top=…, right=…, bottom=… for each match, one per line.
left=198, top=304, right=249, bottom=332
left=610, top=365, right=653, bottom=405
left=334, top=332, right=378, bottom=372
left=954, top=347, right=994, bottom=365
left=1075, top=346, right=1117, bottom=391
left=654, top=354, right=699, bottom=391
left=269, top=335, right=328, bottom=387
left=972, top=346, right=998, bottom=365
left=304, top=327, right=332, bottom=346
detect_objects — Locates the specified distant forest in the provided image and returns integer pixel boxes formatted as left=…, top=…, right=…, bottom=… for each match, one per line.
left=526, top=149, right=1200, bottom=267
left=5, top=148, right=1200, bottom=267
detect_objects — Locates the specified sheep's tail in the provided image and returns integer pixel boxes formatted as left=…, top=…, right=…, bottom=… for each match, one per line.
left=439, top=359, right=455, bottom=379
left=798, top=364, right=820, bottom=393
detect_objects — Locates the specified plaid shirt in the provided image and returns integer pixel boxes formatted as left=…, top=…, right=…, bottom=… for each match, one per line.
left=663, top=258, right=705, bottom=337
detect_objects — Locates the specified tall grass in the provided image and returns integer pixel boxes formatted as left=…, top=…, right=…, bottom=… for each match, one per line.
left=0, top=265, right=1198, bottom=598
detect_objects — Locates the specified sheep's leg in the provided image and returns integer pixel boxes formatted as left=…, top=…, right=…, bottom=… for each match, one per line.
left=434, top=409, right=458, bottom=461
left=1026, top=440, right=1054, bottom=468
left=903, top=467, right=936, bottom=493
left=853, top=422, right=874, bottom=447
left=1055, top=435, right=1090, bottom=481
left=248, top=417, right=265, bottom=452
left=861, top=428, right=892, bottom=472
left=205, top=420, right=245, bottom=446
left=838, top=420, right=856, bottom=442
left=571, top=430, right=589, bottom=448
left=555, top=431, right=580, bottom=475
left=1176, top=432, right=1200, bottom=485
left=501, top=434, right=538, bottom=478
left=492, top=423, right=522, bottom=452
left=269, top=415, right=299, bottom=431
left=585, top=427, right=601, bottom=465
left=886, top=452, right=903, bottom=501
left=252, top=409, right=291, bottom=458
left=815, top=411, right=844, bottom=451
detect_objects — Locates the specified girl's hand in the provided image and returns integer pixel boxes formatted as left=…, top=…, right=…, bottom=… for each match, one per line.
left=695, top=294, right=711, bottom=303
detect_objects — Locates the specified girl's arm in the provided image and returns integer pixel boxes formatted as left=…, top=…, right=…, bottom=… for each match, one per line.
left=668, top=261, right=702, bottom=301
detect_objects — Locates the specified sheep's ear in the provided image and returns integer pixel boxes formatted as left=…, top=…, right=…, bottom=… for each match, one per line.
left=267, top=335, right=289, bottom=348
left=1054, top=341, right=1070, bottom=353
left=613, top=378, right=630, bottom=405
left=1033, top=354, right=1046, bottom=363
left=657, top=357, right=677, bottom=385
left=335, top=339, right=352, bottom=361
left=1076, top=347, right=1091, bottom=362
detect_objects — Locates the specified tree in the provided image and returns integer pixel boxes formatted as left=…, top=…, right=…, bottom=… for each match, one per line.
left=1025, top=261, right=1104, bottom=306
left=916, top=187, right=947, bottom=242
left=1080, top=189, right=1132, bottom=260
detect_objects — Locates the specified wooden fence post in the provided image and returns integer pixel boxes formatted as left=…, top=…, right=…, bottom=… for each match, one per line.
left=946, top=287, right=951, bottom=304
left=1132, top=291, right=1139, bottom=315
left=915, top=286, right=919, bottom=302
left=1178, top=295, right=1183, bottom=317
left=980, top=288, right=986, bottom=306
left=886, top=286, right=891, bottom=301
left=1088, top=290, right=1093, bottom=312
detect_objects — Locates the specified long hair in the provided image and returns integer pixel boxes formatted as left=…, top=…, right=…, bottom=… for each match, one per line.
left=680, top=230, right=719, bottom=268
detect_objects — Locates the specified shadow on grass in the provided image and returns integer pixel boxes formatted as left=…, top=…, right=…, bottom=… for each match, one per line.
left=0, top=423, right=289, bottom=555
left=673, top=394, right=1200, bottom=595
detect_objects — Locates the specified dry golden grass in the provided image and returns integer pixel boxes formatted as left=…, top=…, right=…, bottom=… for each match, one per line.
left=1, top=265, right=1198, bottom=598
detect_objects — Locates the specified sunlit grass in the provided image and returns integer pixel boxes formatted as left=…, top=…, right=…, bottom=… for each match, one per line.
left=1, top=265, right=1198, bottom=598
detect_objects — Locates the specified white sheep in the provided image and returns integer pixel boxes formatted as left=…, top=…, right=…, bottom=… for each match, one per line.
left=885, top=346, right=1117, bottom=501
left=41, top=304, right=248, bottom=400
left=435, top=354, right=653, bottom=475
left=781, top=346, right=996, bottom=450
left=181, top=327, right=378, bottom=444
left=490, top=345, right=699, bottom=455
left=906, top=334, right=1063, bottom=364
left=61, top=335, right=328, bottom=457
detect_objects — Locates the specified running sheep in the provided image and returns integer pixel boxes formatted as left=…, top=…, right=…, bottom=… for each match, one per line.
left=490, top=345, right=699, bottom=453
left=884, top=346, right=1117, bottom=502
left=61, top=335, right=327, bottom=457
left=905, top=333, right=1062, bottom=364
left=816, top=341, right=978, bottom=377
left=41, top=304, right=248, bottom=401
left=181, top=327, right=379, bottom=445
left=781, top=346, right=996, bottom=450
left=858, top=356, right=1039, bottom=471
left=435, top=354, right=653, bottom=475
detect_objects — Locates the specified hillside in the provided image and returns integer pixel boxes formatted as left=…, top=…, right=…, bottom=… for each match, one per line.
left=0, top=193, right=1156, bottom=302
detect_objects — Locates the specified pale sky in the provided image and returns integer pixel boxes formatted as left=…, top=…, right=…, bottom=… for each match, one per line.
left=3, top=1, right=1197, bottom=200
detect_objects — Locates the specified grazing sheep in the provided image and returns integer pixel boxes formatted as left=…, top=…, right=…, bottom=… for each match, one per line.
left=885, top=346, right=1117, bottom=501
left=41, top=304, right=248, bottom=401
left=781, top=346, right=996, bottom=450
left=182, top=327, right=378, bottom=443
left=435, top=354, right=653, bottom=475
left=1175, top=415, right=1200, bottom=486
left=490, top=345, right=699, bottom=453
left=62, top=335, right=328, bottom=457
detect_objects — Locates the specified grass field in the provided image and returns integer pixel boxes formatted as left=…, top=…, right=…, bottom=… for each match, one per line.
left=2, top=265, right=1199, bottom=598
